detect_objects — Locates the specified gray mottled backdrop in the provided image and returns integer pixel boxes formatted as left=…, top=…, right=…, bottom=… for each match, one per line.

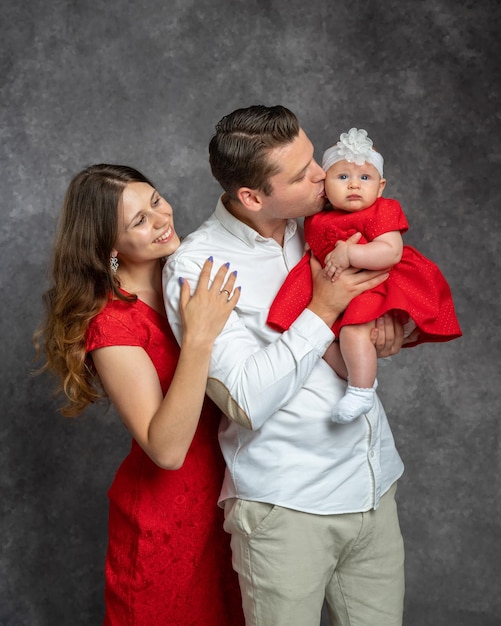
left=1, top=1, right=500, bottom=625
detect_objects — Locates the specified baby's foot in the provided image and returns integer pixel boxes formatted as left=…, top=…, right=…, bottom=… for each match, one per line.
left=331, top=385, right=375, bottom=424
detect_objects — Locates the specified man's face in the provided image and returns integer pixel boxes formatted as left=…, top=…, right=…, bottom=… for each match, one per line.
left=262, top=129, right=326, bottom=219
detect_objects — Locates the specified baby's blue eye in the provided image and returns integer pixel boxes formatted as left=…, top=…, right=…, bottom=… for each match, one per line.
left=339, top=174, right=348, bottom=180
left=361, top=175, right=369, bottom=180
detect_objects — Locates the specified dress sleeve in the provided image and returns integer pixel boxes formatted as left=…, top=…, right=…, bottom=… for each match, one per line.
left=364, top=198, right=409, bottom=240
left=86, top=306, right=144, bottom=352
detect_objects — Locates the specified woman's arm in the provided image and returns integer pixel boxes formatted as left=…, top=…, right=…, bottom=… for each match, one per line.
left=92, top=260, right=239, bottom=470
left=324, top=231, right=403, bottom=280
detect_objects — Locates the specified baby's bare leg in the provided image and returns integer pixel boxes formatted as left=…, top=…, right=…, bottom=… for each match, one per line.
left=339, top=322, right=377, bottom=389
left=331, top=322, right=377, bottom=424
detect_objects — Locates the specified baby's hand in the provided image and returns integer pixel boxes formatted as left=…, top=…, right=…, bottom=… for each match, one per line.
left=323, top=241, right=351, bottom=282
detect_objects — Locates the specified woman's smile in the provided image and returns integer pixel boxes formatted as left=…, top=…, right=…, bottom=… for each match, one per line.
left=154, top=226, right=174, bottom=244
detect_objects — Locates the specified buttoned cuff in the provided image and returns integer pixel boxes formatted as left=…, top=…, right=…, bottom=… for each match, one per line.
left=290, top=308, right=335, bottom=354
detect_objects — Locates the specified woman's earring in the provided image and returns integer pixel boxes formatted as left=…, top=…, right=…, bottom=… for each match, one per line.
left=110, top=255, right=119, bottom=273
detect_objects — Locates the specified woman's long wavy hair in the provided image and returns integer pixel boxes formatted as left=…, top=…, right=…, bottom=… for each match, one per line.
left=34, top=164, right=154, bottom=416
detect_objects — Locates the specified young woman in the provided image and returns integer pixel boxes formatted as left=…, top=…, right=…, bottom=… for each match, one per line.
left=35, top=164, right=244, bottom=625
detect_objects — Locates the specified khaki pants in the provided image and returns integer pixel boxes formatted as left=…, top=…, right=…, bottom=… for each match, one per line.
left=223, top=483, right=404, bottom=626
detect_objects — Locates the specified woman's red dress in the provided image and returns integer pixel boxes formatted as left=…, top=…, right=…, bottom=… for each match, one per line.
left=86, top=295, right=244, bottom=625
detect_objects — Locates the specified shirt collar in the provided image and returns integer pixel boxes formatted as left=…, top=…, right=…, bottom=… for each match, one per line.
left=214, top=195, right=298, bottom=248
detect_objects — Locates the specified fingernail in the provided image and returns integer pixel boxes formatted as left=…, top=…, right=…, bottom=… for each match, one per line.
left=178, top=277, right=184, bottom=285
left=224, top=262, right=230, bottom=268
left=237, top=286, right=242, bottom=291
left=233, top=270, right=238, bottom=277
left=207, top=256, right=213, bottom=262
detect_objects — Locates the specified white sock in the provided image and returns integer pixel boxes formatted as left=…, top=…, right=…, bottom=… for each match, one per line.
left=331, top=385, right=375, bottom=424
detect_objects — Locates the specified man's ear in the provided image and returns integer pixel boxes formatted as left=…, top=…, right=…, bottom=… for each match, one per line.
left=236, top=187, right=264, bottom=213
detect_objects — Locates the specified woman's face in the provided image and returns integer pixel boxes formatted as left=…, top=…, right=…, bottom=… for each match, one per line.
left=113, top=182, right=181, bottom=263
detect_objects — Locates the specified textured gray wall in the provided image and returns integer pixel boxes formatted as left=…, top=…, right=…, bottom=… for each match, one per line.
left=1, top=1, right=500, bottom=625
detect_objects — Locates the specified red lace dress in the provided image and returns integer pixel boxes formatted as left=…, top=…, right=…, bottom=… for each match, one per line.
left=268, top=197, right=462, bottom=345
left=86, top=295, right=244, bottom=626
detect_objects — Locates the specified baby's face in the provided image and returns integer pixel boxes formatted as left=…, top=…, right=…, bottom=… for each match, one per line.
left=324, top=160, right=386, bottom=212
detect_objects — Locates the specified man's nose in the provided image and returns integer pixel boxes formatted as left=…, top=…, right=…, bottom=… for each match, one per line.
left=311, top=160, right=325, bottom=182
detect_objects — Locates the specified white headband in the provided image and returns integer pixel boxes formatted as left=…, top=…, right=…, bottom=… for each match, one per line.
left=322, top=128, right=384, bottom=177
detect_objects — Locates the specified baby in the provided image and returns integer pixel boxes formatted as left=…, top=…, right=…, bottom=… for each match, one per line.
left=267, top=128, right=462, bottom=423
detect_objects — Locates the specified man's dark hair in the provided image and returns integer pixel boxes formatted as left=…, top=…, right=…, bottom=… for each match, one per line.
left=209, top=105, right=300, bottom=199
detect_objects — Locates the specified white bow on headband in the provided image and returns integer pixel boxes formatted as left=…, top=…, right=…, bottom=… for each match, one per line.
left=322, top=128, right=384, bottom=177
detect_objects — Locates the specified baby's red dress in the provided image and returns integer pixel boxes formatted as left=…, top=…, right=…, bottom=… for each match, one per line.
left=267, top=197, right=462, bottom=345
left=86, top=294, right=244, bottom=626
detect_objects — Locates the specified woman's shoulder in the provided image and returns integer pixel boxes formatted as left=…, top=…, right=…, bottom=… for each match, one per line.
left=86, top=295, right=147, bottom=352
left=92, top=294, right=141, bottom=327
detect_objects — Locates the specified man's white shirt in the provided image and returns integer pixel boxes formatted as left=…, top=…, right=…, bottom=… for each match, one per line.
left=163, top=197, right=403, bottom=514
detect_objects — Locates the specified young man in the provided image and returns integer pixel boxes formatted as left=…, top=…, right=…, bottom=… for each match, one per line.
left=163, top=105, right=406, bottom=626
